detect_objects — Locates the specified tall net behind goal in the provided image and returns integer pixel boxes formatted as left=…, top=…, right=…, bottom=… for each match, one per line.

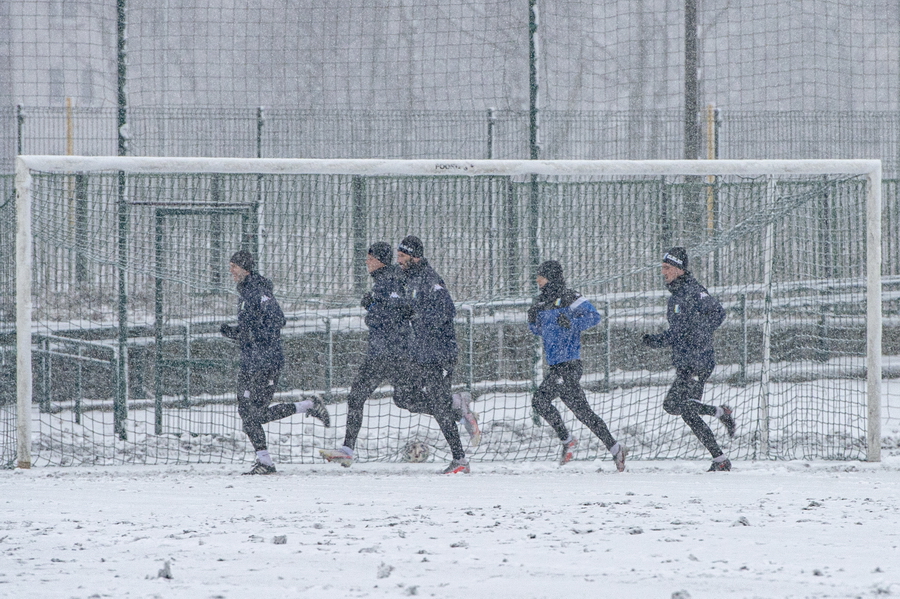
left=12, top=158, right=881, bottom=468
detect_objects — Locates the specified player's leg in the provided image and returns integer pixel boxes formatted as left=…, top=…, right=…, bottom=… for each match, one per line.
left=531, top=364, right=578, bottom=465
left=255, top=370, right=290, bottom=422
left=555, top=360, right=625, bottom=470
left=682, top=368, right=736, bottom=437
left=556, top=361, right=616, bottom=449
left=451, top=389, right=481, bottom=445
left=342, top=357, right=385, bottom=450
left=254, top=370, right=329, bottom=427
left=663, top=369, right=730, bottom=470
left=321, top=357, right=386, bottom=466
left=531, top=365, right=569, bottom=440
left=392, top=362, right=434, bottom=416
left=236, top=368, right=279, bottom=474
left=419, top=363, right=469, bottom=473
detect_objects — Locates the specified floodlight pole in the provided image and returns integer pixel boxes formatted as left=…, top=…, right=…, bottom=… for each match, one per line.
left=684, top=0, right=700, bottom=161
left=683, top=0, right=704, bottom=243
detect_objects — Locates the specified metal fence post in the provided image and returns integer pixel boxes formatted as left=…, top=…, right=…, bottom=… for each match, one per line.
left=251, top=106, right=264, bottom=258
left=256, top=106, right=264, bottom=159
left=114, top=0, right=130, bottom=441
left=464, top=305, right=475, bottom=394
left=183, top=322, right=191, bottom=407
left=154, top=210, right=165, bottom=434
left=602, top=300, right=611, bottom=392
left=324, top=318, right=333, bottom=402
left=352, top=176, right=367, bottom=294
left=210, top=175, right=222, bottom=289
left=16, top=104, right=25, bottom=155
left=40, top=337, right=50, bottom=413
left=504, top=178, right=518, bottom=296
left=75, top=346, right=83, bottom=424
left=74, top=174, right=88, bottom=283
left=739, top=293, right=748, bottom=386
left=487, top=108, right=496, bottom=159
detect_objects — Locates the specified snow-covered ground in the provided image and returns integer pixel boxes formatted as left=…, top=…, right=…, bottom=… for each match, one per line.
left=2, top=458, right=899, bottom=599
left=4, top=375, right=899, bottom=598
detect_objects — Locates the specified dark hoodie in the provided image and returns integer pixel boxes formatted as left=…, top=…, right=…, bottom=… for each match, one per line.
left=229, top=273, right=286, bottom=371
left=402, top=258, right=458, bottom=365
left=645, top=272, right=726, bottom=371
left=363, top=264, right=411, bottom=358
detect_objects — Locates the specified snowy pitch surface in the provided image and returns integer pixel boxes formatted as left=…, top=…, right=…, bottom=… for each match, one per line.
left=3, top=460, right=900, bottom=599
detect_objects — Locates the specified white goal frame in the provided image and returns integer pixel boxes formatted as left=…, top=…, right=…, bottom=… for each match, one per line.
left=14, top=156, right=883, bottom=467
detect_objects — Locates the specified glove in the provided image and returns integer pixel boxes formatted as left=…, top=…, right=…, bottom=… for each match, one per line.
left=556, top=313, right=571, bottom=329
left=220, top=324, right=238, bottom=339
left=360, top=292, right=375, bottom=309
left=527, top=304, right=540, bottom=324
left=641, top=333, right=664, bottom=348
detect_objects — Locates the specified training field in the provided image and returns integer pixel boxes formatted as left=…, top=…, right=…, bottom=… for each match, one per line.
left=2, top=458, right=899, bottom=599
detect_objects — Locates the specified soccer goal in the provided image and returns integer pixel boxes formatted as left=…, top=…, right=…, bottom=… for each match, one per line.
left=10, top=156, right=882, bottom=468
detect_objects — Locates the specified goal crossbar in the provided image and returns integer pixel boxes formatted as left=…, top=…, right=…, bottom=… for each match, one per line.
left=16, top=155, right=883, bottom=177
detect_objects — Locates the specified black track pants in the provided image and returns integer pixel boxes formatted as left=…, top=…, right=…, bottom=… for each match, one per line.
left=395, top=362, right=466, bottom=461
left=237, top=368, right=293, bottom=452
left=662, top=367, right=722, bottom=458
left=343, top=355, right=402, bottom=450
left=531, top=360, right=616, bottom=450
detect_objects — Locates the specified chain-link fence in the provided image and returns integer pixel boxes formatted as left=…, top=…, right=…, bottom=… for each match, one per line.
left=4, top=107, right=900, bottom=176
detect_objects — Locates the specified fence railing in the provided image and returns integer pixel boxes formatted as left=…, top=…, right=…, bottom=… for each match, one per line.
left=11, top=275, right=896, bottom=411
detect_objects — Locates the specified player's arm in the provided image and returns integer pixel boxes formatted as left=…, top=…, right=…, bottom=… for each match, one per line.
left=566, top=296, right=601, bottom=332
left=418, top=283, right=455, bottom=328
left=697, top=291, right=726, bottom=332
left=527, top=301, right=543, bottom=336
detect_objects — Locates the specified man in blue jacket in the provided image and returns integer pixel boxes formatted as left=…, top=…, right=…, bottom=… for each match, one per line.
left=528, top=260, right=626, bottom=471
left=220, top=251, right=330, bottom=475
left=395, top=235, right=472, bottom=474
left=641, top=247, right=736, bottom=472
left=320, top=242, right=412, bottom=467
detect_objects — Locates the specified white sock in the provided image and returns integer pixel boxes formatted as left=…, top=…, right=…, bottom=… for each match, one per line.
left=609, top=442, right=621, bottom=456
left=562, top=435, right=574, bottom=446
left=714, top=406, right=724, bottom=419
left=713, top=454, right=728, bottom=463
left=256, top=450, right=274, bottom=466
left=294, top=400, right=313, bottom=413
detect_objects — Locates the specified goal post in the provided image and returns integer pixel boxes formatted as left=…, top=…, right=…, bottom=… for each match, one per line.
left=15, top=157, right=33, bottom=468
left=13, top=156, right=883, bottom=467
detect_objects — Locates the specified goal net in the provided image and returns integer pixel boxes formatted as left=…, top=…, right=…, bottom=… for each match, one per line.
left=11, top=157, right=882, bottom=468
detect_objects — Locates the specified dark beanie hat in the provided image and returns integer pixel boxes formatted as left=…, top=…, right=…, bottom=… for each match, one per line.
left=368, top=241, right=393, bottom=266
left=230, top=250, right=255, bottom=273
left=662, top=247, right=688, bottom=270
left=537, top=260, right=565, bottom=285
left=398, top=235, right=424, bottom=259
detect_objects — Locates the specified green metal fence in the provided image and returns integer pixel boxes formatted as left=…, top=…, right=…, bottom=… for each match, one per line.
left=3, top=107, right=900, bottom=176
